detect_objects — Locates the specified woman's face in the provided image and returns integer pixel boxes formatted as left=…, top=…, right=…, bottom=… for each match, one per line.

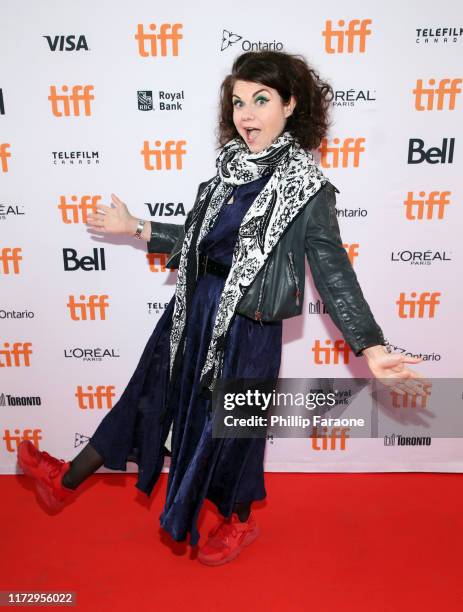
left=232, top=79, right=296, bottom=153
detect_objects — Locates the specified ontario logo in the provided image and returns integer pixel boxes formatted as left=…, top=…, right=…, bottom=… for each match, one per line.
left=220, top=28, right=283, bottom=52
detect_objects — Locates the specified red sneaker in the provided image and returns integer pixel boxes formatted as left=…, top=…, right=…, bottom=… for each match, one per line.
left=197, top=512, right=260, bottom=566
left=17, top=440, right=76, bottom=511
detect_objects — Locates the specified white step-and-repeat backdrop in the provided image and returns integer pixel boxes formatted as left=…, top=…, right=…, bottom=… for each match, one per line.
left=2, top=0, right=462, bottom=475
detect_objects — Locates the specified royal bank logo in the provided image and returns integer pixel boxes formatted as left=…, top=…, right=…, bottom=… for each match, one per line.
left=220, top=28, right=283, bottom=52
left=138, top=90, right=153, bottom=110
left=332, top=88, right=376, bottom=107
left=137, top=89, right=184, bottom=111
left=52, top=150, right=100, bottom=166
left=415, top=26, right=463, bottom=44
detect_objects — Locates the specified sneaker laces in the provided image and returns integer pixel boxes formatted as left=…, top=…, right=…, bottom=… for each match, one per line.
left=40, top=451, right=67, bottom=480
left=208, top=519, right=240, bottom=548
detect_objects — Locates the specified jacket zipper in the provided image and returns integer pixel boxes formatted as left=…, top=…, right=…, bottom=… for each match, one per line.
left=254, top=262, right=269, bottom=326
left=287, top=251, right=301, bottom=307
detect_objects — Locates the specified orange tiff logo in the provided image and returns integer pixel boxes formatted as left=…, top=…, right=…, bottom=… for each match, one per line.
left=75, top=385, right=116, bottom=409
left=310, top=426, right=350, bottom=450
left=391, top=384, right=432, bottom=408
left=0, top=342, right=33, bottom=367
left=413, top=78, right=462, bottom=110
left=322, top=19, right=372, bottom=53
left=141, top=140, right=187, bottom=170
left=48, top=85, right=95, bottom=116
left=58, top=195, right=101, bottom=223
left=3, top=429, right=42, bottom=453
left=312, top=339, right=351, bottom=365
left=343, top=243, right=359, bottom=265
left=396, top=292, right=441, bottom=318
left=135, top=23, right=183, bottom=56
left=0, top=143, right=11, bottom=172
left=319, top=138, right=365, bottom=168
left=147, top=253, right=174, bottom=272
left=67, top=295, right=109, bottom=320
left=0, top=248, right=22, bottom=274
left=404, top=191, right=451, bottom=220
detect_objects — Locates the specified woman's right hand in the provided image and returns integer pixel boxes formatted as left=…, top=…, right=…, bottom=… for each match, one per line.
left=86, top=193, right=137, bottom=235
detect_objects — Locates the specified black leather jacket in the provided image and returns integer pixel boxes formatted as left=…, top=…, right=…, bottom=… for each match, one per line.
left=147, top=179, right=385, bottom=356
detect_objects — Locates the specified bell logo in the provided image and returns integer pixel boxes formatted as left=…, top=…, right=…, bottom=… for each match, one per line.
left=3, top=429, right=42, bottom=453
left=63, top=248, right=106, bottom=271
left=322, top=19, right=372, bottom=53
left=0, top=342, right=33, bottom=367
left=311, top=426, right=350, bottom=450
left=396, top=292, right=441, bottom=318
left=407, top=138, right=455, bottom=164
left=312, top=339, right=351, bottom=364
left=391, top=384, right=432, bottom=408
left=75, top=385, right=116, bottom=409
left=67, top=295, right=109, bottom=320
left=0, top=143, right=11, bottom=172
left=135, top=23, right=183, bottom=57
left=141, top=140, right=187, bottom=170
left=413, top=78, right=462, bottom=110
left=48, top=85, right=95, bottom=117
left=318, top=138, right=365, bottom=168
left=147, top=252, right=173, bottom=272
left=0, top=248, right=22, bottom=274
left=343, top=243, right=359, bottom=265
left=404, top=191, right=451, bottom=220
left=58, top=195, right=101, bottom=224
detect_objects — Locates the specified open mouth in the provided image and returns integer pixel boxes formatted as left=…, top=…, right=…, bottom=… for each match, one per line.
left=243, top=127, right=260, bottom=144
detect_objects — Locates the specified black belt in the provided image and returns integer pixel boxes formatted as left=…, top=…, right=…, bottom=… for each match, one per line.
left=197, top=253, right=230, bottom=279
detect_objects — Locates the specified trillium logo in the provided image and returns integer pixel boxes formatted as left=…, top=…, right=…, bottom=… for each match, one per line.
left=220, top=28, right=284, bottom=53
left=221, top=29, right=242, bottom=51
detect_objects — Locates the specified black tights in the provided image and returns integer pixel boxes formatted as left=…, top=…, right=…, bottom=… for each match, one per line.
left=62, top=443, right=252, bottom=522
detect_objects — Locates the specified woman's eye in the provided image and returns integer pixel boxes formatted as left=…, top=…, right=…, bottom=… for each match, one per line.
left=232, top=100, right=242, bottom=107
left=256, top=97, right=269, bottom=105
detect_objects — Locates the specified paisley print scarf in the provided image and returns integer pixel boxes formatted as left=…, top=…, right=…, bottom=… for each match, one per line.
left=168, top=131, right=327, bottom=396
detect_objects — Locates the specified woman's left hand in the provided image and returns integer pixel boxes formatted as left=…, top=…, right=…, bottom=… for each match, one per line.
left=362, top=345, right=431, bottom=397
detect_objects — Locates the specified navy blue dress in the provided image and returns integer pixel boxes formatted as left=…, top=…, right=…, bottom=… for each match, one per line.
left=89, top=175, right=282, bottom=546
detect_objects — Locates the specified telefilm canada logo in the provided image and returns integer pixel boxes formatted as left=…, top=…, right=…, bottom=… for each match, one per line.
left=415, top=26, right=462, bottom=44
left=220, top=28, right=283, bottom=52
left=147, top=301, right=171, bottom=315
left=137, top=89, right=184, bottom=111
left=332, top=88, right=376, bottom=107
left=51, top=150, right=100, bottom=166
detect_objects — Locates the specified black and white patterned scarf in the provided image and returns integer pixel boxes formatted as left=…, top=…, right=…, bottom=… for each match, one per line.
left=169, top=131, right=327, bottom=396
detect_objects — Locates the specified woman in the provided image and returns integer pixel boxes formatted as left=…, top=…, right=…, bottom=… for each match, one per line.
left=17, top=51, right=425, bottom=567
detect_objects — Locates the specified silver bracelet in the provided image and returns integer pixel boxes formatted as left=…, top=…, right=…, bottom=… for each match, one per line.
left=134, top=219, right=145, bottom=239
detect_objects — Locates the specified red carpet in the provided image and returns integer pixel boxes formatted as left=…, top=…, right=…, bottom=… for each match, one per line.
left=2, top=472, right=462, bottom=611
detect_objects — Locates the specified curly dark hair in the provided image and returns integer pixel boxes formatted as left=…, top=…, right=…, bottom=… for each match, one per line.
left=217, top=50, right=334, bottom=151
